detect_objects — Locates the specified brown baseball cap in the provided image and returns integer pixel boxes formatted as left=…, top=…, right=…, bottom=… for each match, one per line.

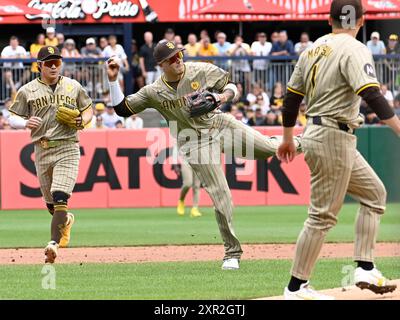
left=153, top=40, right=184, bottom=64
left=37, top=46, right=62, bottom=61
left=330, top=0, right=365, bottom=22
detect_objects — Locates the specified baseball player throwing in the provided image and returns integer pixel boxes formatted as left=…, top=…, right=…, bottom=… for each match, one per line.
left=107, top=40, right=301, bottom=270
left=9, top=46, right=93, bottom=264
left=277, top=0, right=400, bottom=299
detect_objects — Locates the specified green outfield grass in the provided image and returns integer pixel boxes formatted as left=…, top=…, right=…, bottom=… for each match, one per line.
left=0, top=204, right=399, bottom=248
left=0, top=257, right=398, bottom=300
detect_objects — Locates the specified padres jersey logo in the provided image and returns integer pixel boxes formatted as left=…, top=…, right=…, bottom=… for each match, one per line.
left=48, top=47, right=55, bottom=54
left=166, top=42, right=175, bottom=49
left=191, top=81, right=200, bottom=90
left=66, top=84, right=74, bottom=92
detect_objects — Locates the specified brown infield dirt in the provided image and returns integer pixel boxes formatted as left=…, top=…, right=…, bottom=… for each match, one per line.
left=1, top=242, right=399, bottom=299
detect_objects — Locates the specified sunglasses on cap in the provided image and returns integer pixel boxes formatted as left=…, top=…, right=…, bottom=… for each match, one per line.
left=165, top=51, right=183, bottom=65
left=42, top=59, right=62, bottom=68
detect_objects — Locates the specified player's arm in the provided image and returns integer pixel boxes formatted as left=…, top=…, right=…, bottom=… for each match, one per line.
left=359, top=86, right=400, bottom=136
left=8, top=89, right=42, bottom=130
left=107, top=57, right=148, bottom=116
left=205, top=63, right=238, bottom=103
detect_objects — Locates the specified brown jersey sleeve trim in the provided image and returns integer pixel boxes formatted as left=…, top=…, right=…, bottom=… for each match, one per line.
left=355, top=83, right=380, bottom=95
left=80, top=103, right=92, bottom=112
left=218, top=75, right=230, bottom=92
left=124, top=99, right=136, bottom=115
left=9, top=110, right=28, bottom=119
left=287, top=86, right=305, bottom=97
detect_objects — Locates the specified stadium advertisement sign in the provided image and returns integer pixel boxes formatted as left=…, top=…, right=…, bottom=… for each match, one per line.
left=0, top=128, right=310, bottom=209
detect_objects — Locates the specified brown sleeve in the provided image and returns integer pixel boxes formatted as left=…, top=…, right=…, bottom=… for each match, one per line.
left=282, top=91, right=304, bottom=127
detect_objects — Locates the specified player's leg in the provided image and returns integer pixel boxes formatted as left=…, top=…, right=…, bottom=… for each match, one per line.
left=177, top=162, right=193, bottom=215
left=217, top=113, right=301, bottom=160
left=50, top=143, right=80, bottom=249
left=285, top=127, right=355, bottom=299
left=190, top=162, right=242, bottom=266
left=190, top=169, right=202, bottom=218
left=346, top=151, right=396, bottom=294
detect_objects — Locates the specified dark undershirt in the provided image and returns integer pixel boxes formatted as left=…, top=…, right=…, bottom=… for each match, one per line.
left=166, top=80, right=180, bottom=90
left=50, top=83, right=57, bottom=92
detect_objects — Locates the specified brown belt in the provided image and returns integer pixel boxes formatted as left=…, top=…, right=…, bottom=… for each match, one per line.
left=38, top=138, right=77, bottom=149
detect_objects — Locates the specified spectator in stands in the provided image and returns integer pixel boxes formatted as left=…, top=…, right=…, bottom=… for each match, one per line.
left=30, top=33, right=45, bottom=74
left=246, top=83, right=270, bottom=113
left=45, top=27, right=58, bottom=47
left=270, top=31, right=279, bottom=45
left=184, top=33, right=200, bottom=57
left=269, top=81, right=285, bottom=112
left=131, top=39, right=144, bottom=92
left=1, top=35, right=27, bottom=69
left=227, top=35, right=252, bottom=93
left=62, top=38, right=81, bottom=58
left=200, top=29, right=209, bottom=41
left=367, top=32, right=386, bottom=55
left=139, top=31, right=159, bottom=86
left=89, top=102, right=106, bottom=128
left=81, top=38, right=102, bottom=58
left=381, top=84, right=394, bottom=108
left=251, top=32, right=272, bottom=89
left=102, top=104, right=125, bottom=128
left=270, top=30, right=294, bottom=57
left=235, top=82, right=249, bottom=105
left=264, top=110, right=280, bottom=126
left=125, top=114, right=144, bottom=129
left=4, top=70, right=17, bottom=99
left=56, top=33, right=65, bottom=51
left=102, top=35, right=129, bottom=89
left=254, top=108, right=266, bottom=126
left=297, top=101, right=307, bottom=126
left=197, top=37, right=219, bottom=62
left=94, top=114, right=105, bottom=129
left=394, top=92, right=400, bottom=117
left=246, top=109, right=255, bottom=126
left=294, top=32, right=313, bottom=55
left=115, top=120, right=124, bottom=129
left=164, top=28, right=175, bottom=41
left=0, top=111, right=10, bottom=130
left=213, top=32, right=231, bottom=70
left=99, top=36, right=108, bottom=51
left=386, top=34, right=400, bottom=54
left=0, top=97, right=12, bottom=119
left=174, top=35, right=184, bottom=49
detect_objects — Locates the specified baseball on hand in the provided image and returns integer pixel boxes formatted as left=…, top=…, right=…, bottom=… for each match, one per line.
left=107, top=56, right=120, bottom=81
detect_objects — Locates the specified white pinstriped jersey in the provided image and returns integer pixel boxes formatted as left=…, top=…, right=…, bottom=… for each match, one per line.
left=287, top=33, right=380, bottom=124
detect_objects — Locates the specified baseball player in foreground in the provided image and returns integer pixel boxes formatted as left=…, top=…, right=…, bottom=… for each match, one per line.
left=277, top=0, right=400, bottom=299
left=173, top=157, right=203, bottom=218
left=107, top=40, right=302, bottom=270
left=9, top=46, right=93, bottom=264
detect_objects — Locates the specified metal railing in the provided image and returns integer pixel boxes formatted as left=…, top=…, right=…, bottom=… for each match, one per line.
left=0, top=55, right=399, bottom=104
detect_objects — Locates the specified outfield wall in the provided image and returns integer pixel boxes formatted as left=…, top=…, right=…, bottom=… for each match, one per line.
left=0, top=126, right=398, bottom=209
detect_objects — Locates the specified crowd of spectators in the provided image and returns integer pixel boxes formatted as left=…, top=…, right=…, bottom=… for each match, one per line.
left=0, top=27, right=399, bottom=130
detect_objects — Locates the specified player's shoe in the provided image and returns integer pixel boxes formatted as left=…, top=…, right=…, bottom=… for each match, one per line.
left=354, top=267, right=397, bottom=295
left=59, top=212, right=75, bottom=248
left=177, top=200, right=185, bottom=216
left=284, top=282, right=335, bottom=300
left=190, top=207, right=202, bottom=218
left=221, top=258, right=240, bottom=270
left=44, top=241, right=59, bottom=264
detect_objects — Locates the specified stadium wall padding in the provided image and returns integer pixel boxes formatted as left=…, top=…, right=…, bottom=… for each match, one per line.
left=0, top=126, right=398, bottom=209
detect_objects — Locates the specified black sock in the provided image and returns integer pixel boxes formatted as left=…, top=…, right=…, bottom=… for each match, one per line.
left=356, top=261, right=374, bottom=271
left=288, top=276, right=307, bottom=292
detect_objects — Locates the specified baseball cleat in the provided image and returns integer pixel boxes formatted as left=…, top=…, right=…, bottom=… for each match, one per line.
left=284, top=282, right=335, bottom=300
left=59, top=212, right=75, bottom=248
left=177, top=200, right=185, bottom=216
left=44, top=241, right=59, bottom=264
left=221, top=258, right=240, bottom=270
left=354, top=267, right=397, bottom=295
left=190, top=207, right=202, bottom=218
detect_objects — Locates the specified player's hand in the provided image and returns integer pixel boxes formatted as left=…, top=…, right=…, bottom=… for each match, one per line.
left=276, top=140, right=296, bottom=164
left=142, top=71, right=147, bottom=79
left=106, top=57, right=120, bottom=82
left=26, top=116, right=42, bottom=129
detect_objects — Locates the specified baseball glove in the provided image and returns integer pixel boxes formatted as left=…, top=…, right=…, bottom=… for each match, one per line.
left=56, top=103, right=83, bottom=130
left=187, top=90, right=221, bottom=118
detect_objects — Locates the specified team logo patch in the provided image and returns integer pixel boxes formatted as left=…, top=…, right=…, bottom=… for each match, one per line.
left=166, top=42, right=175, bottom=49
left=191, top=81, right=200, bottom=90
left=48, top=47, right=55, bottom=54
left=364, top=63, right=376, bottom=78
left=66, top=84, right=73, bottom=92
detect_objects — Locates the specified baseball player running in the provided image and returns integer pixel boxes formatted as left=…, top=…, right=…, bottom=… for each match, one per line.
left=277, top=0, right=400, bottom=299
left=9, top=46, right=93, bottom=264
left=107, top=40, right=301, bottom=270
left=173, top=155, right=203, bottom=218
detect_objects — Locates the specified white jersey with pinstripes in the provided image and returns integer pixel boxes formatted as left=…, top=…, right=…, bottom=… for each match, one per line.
left=287, top=33, right=380, bottom=124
